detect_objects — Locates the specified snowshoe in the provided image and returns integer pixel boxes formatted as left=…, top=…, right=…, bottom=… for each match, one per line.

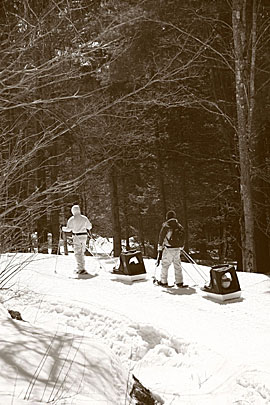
left=70, top=270, right=89, bottom=278
left=176, top=282, right=189, bottom=288
left=70, top=271, right=97, bottom=279
left=155, top=280, right=175, bottom=288
left=77, top=270, right=88, bottom=275
left=157, top=281, right=169, bottom=287
left=201, top=284, right=211, bottom=292
left=152, top=278, right=165, bottom=286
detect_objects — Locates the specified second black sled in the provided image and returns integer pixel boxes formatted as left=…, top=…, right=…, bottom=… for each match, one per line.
left=111, top=250, right=147, bottom=282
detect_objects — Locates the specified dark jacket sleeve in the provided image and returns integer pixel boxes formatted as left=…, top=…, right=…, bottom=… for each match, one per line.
left=158, top=223, right=168, bottom=249
left=178, top=222, right=184, bottom=233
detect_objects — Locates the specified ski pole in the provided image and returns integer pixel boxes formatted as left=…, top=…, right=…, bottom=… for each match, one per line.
left=153, top=263, right=159, bottom=283
left=153, top=248, right=163, bottom=283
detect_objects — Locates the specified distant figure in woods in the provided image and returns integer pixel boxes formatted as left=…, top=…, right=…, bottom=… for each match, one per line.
left=63, top=205, right=92, bottom=274
left=157, top=210, right=186, bottom=287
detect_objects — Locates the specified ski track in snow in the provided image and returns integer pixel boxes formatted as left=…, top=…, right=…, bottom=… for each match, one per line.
left=1, top=251, right=270, bottom=404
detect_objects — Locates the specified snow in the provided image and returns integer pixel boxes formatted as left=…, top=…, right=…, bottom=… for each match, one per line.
left=0, top=242, right=270, bottom=405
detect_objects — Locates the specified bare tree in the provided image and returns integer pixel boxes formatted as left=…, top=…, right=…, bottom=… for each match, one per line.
left=232, top=0, right=258, bottom=272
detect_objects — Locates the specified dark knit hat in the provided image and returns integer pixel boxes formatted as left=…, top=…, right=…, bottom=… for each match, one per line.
left=166, top=210, right=176, bottom=220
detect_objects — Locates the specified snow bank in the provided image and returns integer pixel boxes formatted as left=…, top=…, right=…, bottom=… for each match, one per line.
left=0, top=311, right=129, bottom=405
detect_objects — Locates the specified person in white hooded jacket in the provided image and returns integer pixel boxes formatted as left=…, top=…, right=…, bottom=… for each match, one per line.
left=63, top=205, right=92, bottom=274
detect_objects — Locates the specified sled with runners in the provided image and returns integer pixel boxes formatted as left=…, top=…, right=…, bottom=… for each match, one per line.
left=111, top=250, right=147, bottom=283
left=201, top=264, right=241, bottom=302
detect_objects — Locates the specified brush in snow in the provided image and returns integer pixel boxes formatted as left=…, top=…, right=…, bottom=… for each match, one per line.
left=130, top=375, right=163, bottom=405
left=201, top=264, right=241, bottom=301
left=8, top=310, right=25, bottom=321
left=111, top=250, right=147, bottom=282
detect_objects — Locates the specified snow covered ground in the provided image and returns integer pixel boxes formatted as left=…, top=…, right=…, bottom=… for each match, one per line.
left=0, top=241, right=270, bottom=405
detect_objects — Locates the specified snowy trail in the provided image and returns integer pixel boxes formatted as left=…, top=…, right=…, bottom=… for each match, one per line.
left=1, top=252, right=270, bottom=404
left=4, top=253, right=270, bottom=365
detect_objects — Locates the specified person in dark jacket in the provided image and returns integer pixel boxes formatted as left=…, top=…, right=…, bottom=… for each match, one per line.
left=157, top=210, right=185, bottom=287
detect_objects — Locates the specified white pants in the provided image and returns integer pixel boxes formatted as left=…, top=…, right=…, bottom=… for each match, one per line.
left=161, top=247, right=183, bottom=284
left=73, top=235, right=87, bottom=271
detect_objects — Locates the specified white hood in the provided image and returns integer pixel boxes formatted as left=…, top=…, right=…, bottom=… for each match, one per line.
left=71, top=205, right=81, bottom=216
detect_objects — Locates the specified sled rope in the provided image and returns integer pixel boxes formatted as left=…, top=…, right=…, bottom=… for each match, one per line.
left=89, top=235, right=120, bottom=269
left=181, top=250, right=208, bottom=282
left=88, top=235, right=115, bottom=271
left=182, top=265, right=198, bottom=286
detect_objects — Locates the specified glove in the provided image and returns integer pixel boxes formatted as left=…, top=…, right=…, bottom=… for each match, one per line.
left=156, top=250, right=163, bottom=266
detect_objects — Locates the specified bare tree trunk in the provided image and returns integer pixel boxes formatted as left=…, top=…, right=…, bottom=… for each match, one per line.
left=36, top=149, right=48, bottom=254
left=138, top=213, right=146, bottom=255
left=109, top=167, right=121, bottom=257
left=232, top=0, right=256, bottom=272
left=253, top=131, right=270, bottom=273
left=50, top=143, right=60, bottom=254
left=120, top=173, right=131, bottom=250
left=62, top=232, right=69, bottom=255
left=219, top=223, right=227, bottom=263
left=156, top=137, right=167, bottom=218
left=182, top=162, right=189, bottom=252
left=78, top=141, right=87, bottom=214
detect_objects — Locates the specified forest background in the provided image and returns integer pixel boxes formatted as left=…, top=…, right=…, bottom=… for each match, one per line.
left=0, top=0, right=269, bottom=273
